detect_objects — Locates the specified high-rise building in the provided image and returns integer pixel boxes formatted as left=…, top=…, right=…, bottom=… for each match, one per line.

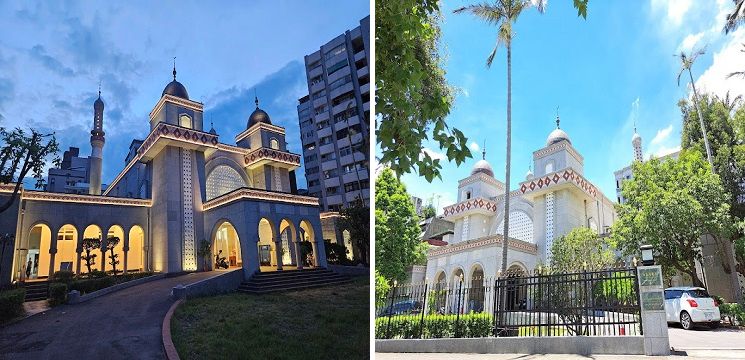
left=298, top=16, right=370, bottom=212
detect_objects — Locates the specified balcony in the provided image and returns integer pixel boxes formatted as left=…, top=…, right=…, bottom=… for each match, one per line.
left=345, top=189, right=369, bottom=202
left=323, top=176, right=340, bottom=188
left=315, top=111, right=330, bottom=123
left=317, top=125, right=332, bottom=138
left=327, top=66, right=351, bottom=84
left=339, top=151, right=366, bottom=166
left=319, top=143, right=335, bottom=155
left=363, top=102, right=369, bottom=112
left=321, top=159, right=337, bottom=172
left=333, top=115, right=360, bottom=131
left=329, top=83, right=354, bottom=101
left=309, top=66, right=323, bottom=79
left=357, top=66, right=369, bottom=78
left=342, top=169, right=369, bottom=184
left=332, top=101, right=355, bottom=116
left=360, top=83, right=370, bottom=95
left=310, top=81, right=325, bottom=93
left=312, top=97, right=326, bottom=109
left=326, top=194, right=343, bottom=206
left=354, top=50, right=366, bottom=62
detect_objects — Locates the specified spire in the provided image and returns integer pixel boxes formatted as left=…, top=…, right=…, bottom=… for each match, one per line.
left=98, top=80, right=101, bottom=98
left=482, top=139, right=486, bottom=160
left=556, top=106, right=561, bottom=129
left=172, top=57, right=177, bottom=80
left=254, top=88, right=259, bottom=108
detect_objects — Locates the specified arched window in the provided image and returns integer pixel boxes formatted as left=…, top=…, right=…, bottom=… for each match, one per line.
left=206, top=165, right=246, bottom=200
left=179, top=114, right=192, bottom=128
left=545, top=160, right=554, bottom=174
left=269, top=138, right=280, bottom=150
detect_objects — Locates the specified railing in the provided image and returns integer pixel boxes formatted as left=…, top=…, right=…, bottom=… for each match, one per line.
left=375, top=267, right=641, bottom=339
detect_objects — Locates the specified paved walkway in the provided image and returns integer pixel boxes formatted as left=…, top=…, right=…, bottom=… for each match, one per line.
left=668, top=325, right=745, bottom=350
left=376, top=351, right=745, bottom=360
left=0, top=272, right=218, bottom=360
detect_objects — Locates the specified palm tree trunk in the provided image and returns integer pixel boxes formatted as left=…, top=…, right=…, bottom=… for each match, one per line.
left=687, top=68, right=714, bottom=171
left=501, top=43, right=512, bottom=276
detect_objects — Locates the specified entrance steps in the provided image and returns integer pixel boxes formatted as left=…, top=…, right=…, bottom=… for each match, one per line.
left=23, top=281, right=49, bottom=302
left=238, top=267, right=351, bottom=294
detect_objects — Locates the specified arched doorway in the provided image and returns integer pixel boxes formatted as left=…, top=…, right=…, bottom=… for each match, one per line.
left=279, top=219, right=296, bottom=267
left=54, top=225, right=78, bottom=273
left=432, top=270, right=447, bottom=314
left=25, top=224, right=52, bottom=279
left=81, top=225, right=103, bottom=273
left=213, top=221, right=242, bottom=270
left=299, top=220, right=317, bottom=267
left=128, top=226, right=145, bottom=272
left=257, top=218, right=277, bottom=269
left=468, top=264, right=485, bottom=313
left=342, top=229, right=354, bottom=261
left=506, top=264, right=527, bottom=310
left=106, top=225, right=125, bottom=274
left=451, top=268, right=465, bottom=314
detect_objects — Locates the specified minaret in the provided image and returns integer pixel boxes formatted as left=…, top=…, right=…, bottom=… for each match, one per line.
left=89, top=84, right=105, bottom=195
left=632, top=121, right=642, bottom=162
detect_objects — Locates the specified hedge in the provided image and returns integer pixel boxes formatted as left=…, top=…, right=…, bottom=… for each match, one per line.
left=0, top=288, right=26, bottom=322
left=375, top=313, right=492, bottom=339
left=720, top=303, right=745, bottom=325
left=48, top=283, right=68, bottom=306
left=66, top=271, right=154, bottom=295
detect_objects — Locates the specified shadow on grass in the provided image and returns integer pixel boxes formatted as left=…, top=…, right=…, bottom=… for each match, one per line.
left=171, top=277, right=370, bottom=360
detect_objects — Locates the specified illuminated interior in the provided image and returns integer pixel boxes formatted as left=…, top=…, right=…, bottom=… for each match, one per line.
left=299, top=220, right=316, bottom=267
left=279, top=219, right=295, bottom=266
left=128, top=225, right=145, bottom=271
left=258, top=218, right=277, bottom=267
left=54, top=224, right=77, bottom=273
left=213, top=221, right=242, bottom=269
left=106, top=225, right=126, bottom=273
left=342, top=229, right=354, bottom=261
left=82, top=224, right=103, bottom=273
left=25, top=224, right=52, bottom=279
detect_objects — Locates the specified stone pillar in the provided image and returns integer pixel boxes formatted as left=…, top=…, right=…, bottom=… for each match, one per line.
left=294, top=240, right=303, bottom=270
left=75, top=248, right=82, bottom=274
left=243, top=239, right=260, bottom=278
left=122, top=231, right=129, bottom=274
left=274, top=239, right=283, bottom=271
left=637, top=265, right=670, bottom=356
left=48, top=248, right=57, bottom=278
left=310, top=241, right=319, bottom=267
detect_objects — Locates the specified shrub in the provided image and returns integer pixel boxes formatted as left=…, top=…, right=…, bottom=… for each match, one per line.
left=0, top=288, right=26, bottom=321
left=48, top=283, right=68, bottom=306
left=50, top=270, right=74, bottom=284
left=375, top=271, right=390, bottom=310
left=324, top=240, right=351, bottom=265
left=69, top=276, right=116, bottom=295
left=720, top=303, right=745, bottom=325
left=375, top=313, right=492, bottom=339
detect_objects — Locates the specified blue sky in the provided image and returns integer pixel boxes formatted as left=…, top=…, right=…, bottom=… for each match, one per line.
left=0, top=0, right=369, bottom=188
left=399, top=0, right=745, bottom=212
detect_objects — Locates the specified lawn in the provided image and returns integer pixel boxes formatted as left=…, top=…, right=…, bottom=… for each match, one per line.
left=171, top=277, right=370, bottom=360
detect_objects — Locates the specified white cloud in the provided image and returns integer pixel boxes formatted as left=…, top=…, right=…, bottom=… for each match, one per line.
left=652, top=144, right=682, bottom=159
left=678, top=31, right=704, bottom=52
left=421, top=147, right=446, bottom=161
left=469, top=141, right=480, bottom=152
left=651, top=124, right=673, bottom=145
left=695, top=29, right=745, bottom=100
left=651, top=0, right=693, bottom=28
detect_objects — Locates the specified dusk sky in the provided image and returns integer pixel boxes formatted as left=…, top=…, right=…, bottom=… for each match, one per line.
left=399, top=0, right=745, bottom=213
left=0, top=0, right=369, bottom=188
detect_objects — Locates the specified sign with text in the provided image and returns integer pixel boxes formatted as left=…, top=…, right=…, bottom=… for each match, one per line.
left=639, top=267, right=662, bottom=287
left=642, top=291, right=665, bottom=311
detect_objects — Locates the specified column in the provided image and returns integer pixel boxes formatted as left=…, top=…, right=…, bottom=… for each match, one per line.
left=637, top=265, right=671, bottom=356
left=75, top=248, right=82, bottom=274
left=122, top=231, right=129, bottom=274
left=294, top=240, right=303, bottom=270
left=48, top=226, right=58, bottom=276
left=310, top=241, right=319, bottom=267
left=274, top=238, right=283, bottom=271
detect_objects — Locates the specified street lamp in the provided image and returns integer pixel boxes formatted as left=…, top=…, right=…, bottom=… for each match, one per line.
left=640, top=244, right=654, bottom=266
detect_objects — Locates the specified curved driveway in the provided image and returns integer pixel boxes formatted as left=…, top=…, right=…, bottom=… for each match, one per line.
left=0, top=272, right=217, bottom=360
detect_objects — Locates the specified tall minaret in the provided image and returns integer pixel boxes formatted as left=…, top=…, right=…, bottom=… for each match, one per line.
left=89, top=85, right=105, bottom=195
left=632, top=121, right=642, bottom=162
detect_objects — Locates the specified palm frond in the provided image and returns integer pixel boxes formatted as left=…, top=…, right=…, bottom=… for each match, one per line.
left=724, top=0, right=745, bottom=34
left=727, top=71, right=745, bottom=79
left=453, top=3, right=506, bottom=26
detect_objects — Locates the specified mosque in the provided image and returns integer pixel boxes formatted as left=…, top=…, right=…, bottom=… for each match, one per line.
left=0, top=66, right=327, bottom=284
left=421, top=117, right=617, bottom=290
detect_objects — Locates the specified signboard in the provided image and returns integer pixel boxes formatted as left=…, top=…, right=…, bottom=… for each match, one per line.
left=639, top=267, right=662, bottom=287
left=642, top=291, right=665, bottom=311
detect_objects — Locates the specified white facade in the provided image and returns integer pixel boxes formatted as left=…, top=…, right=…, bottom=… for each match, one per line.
left=424, top=119, right=617, bottom=286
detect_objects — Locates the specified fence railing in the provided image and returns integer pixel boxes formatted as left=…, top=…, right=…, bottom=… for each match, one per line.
left=375, top=267, right=642, bottom=339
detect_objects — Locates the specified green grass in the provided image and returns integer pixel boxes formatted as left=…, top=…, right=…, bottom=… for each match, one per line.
left=171, top=278, right=370, bottom=360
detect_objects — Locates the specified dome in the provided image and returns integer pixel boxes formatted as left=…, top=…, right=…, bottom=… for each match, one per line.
left=162, top=80, right=189, bottom=99
left=94, top=95, right=104, bottom=111
left=525, top=167, right=534, bottom=180
left=247, top=96, right=272, bottom=128
left=471, top=159, right=494, bottom=177
left=546, top=128, right=571, bottom=146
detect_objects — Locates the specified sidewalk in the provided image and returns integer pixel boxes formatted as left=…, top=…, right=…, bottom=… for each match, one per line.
left=376, top=350, right=745, bottom=360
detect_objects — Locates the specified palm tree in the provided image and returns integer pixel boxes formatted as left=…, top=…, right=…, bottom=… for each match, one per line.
left=454, top=0, right=545, bottom=279
left=677, top=48, right=714, bottom=171
left=724, top=0, right=745, bottom=34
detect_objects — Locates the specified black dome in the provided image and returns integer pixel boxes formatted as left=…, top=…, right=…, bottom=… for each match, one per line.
left=247, top=108, right=271, bottom=128
left=94, top=96, right=104, bottom=111
left=162, top=80, right=189, bottom=99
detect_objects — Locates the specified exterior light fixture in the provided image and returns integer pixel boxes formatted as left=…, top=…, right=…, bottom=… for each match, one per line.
left=640, top=244, right=654, bottom=266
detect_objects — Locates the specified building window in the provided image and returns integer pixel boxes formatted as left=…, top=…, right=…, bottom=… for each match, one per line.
left=323, top=169, right=338, bottom=179
left=270, top=138, right=280, bottom=150
left=179, top=114, right=192, bottom=128
left=545, top=161, right=554, bottom=174
left=206, top=165, right=246, bottom=200
left=319, top=136, right=333, bottom=145
left=306, top=166, right=319, bottom=175
left=466, top=191, right=471, bottom=200
left=326, top=186, right=339, bottom=195
left=321, top=152, right=336, bottom=161
left=304, top=154, right=317, bottom=163
left=327, top=59, right=348, bottom=76
left=324, top=44, right=346, bottom=60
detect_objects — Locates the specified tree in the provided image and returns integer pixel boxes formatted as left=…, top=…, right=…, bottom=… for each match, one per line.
left=550, top=227, right=617, bottom=272
left=105, top=236, right=120, bottom=275
left=0, top=127, right=60, bottom=214
left=338, top=198, right=370, bottom=265
left=724, top=0, right=745, bottom=34
left=196, top=239, right=211, bottom=271
left=454, top=0, right=545, bottom=279
left=375, top=168, right=423, bottom=282
left=612, top=151, right=734, bottom=286
left=375, top=270, right=391, bottom=310
left=375, top=0, right=471, bottom=182
left=681, top=93, right=745, bottom=281
left=81, top=237, right=101, bottom=274
left=421, top=203, right=436, bottom=219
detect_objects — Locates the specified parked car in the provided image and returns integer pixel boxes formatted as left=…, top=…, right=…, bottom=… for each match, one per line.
left=377, top=300, right=423, bottom=317
left=664, top=287, right=720, bottom=330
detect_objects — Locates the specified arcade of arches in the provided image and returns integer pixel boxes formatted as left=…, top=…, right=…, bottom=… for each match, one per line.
left=18, top=223, right=145, bottom=280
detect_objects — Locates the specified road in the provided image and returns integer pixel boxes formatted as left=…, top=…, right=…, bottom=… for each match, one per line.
left=0, top=272, right=217, bottom=360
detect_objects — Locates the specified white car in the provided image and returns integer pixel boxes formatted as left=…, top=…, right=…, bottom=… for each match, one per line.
left=664, top=287, right=720, bottom=330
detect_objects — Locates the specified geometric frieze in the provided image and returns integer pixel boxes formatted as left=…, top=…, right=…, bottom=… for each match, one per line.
left=519, top=168, right=598, bottom=198
left=428, top=234, right=538, bottom=257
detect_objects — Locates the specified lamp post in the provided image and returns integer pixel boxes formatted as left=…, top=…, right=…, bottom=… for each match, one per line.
left=640, top=244, right=654, bottom=266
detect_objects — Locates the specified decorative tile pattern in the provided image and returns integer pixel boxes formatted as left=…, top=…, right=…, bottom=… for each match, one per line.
left=519, top=168, right=598, bottom=199
left=273, top=167, right=283, bottom=192
left=496, top=210, right=534, bottom=243
left=202, top=187, right=319, bottom=210
left=442, top=197, right=499, bottom=217
left=428, top=235, right=538, bottom=257
left=21, top=190, right=151, bottom=207
left=182, top=149, right=196, bottom=271
left=545, top=192, right=555, bottom=260
left=243, top=147, right=301, bottom=168
left=206, top=165, right=246, bottom=200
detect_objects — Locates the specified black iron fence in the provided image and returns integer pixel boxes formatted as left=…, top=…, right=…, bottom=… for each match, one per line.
left=375, top=267, right=642, bottom=339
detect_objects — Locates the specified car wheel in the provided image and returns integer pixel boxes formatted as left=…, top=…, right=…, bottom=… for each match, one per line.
left=708, top=322, right=720, bottom=329
left=680, top=311, right=693, bottom=330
